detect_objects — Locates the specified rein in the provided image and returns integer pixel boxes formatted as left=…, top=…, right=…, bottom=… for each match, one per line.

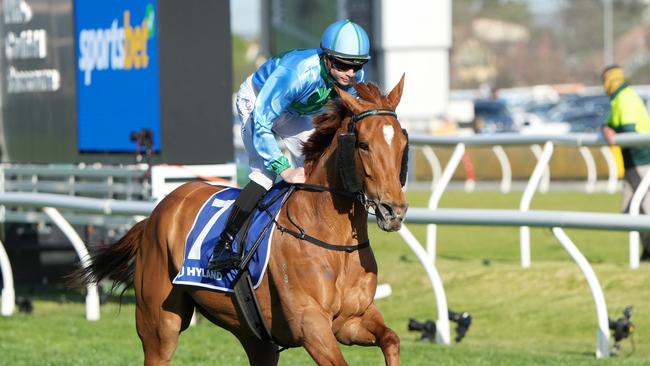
left=270, top=183, right=370, bottom=253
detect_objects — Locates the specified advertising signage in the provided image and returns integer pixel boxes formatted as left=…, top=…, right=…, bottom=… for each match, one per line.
left=74, top=0, right=161, bottom=153
left=1, top=0, right=231, bottom=165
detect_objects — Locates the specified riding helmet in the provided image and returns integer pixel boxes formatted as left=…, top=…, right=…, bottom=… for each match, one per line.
left=320, top=19, right=370, bottom=64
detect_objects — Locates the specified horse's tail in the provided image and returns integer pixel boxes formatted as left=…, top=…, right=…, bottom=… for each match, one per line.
left=68, top=219, right=146, bottom=291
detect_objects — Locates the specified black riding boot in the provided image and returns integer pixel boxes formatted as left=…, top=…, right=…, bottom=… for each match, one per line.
left=207, top=181, right=267, bottom=271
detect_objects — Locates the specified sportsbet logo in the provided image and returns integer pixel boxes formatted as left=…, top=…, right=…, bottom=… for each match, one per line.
left=78, top=4, right=156, bottom=86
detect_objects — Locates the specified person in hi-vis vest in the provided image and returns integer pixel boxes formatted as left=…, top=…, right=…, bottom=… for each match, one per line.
left=601, top=65, right=650, bottom=261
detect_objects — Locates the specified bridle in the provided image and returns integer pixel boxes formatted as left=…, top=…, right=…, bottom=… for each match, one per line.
left=337, top=108, right=409, bottom=195
left=270, top=108, right=409, bottom=253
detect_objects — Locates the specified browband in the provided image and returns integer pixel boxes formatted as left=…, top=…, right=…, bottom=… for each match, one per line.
left=349, top=109, right=397, bottom=132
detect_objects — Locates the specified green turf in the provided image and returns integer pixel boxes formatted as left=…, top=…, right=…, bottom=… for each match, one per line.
left=1, top=190, right=648, bottom=365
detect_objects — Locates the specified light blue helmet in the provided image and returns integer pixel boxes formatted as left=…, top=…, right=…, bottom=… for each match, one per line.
left=320, top=19, right=370, bottom=63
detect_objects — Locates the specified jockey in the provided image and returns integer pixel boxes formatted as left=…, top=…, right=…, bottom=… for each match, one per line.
left=208, top=19, right=371, bottom=271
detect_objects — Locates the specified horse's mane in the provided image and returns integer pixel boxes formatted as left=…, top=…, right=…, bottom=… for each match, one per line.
left=302, top=82, right=391, bottom=173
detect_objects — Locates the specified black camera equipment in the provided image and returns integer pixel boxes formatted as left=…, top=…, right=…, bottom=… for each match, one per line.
left=449, top=310, right=472, bottom=342
left=129, top=128, right=154, bottom=163
left=609, top=305, right=635, bottom=355
left=408, top=318, right=437, bottom=341
left=15, top=296, right=33, bottom=314
left=408, top=309, right=472, bottom=343
left=129, top=128, right=154, bottom=181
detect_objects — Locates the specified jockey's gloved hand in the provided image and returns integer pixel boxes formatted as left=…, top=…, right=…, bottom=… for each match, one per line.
left=280, top=167, right=306, bottom=184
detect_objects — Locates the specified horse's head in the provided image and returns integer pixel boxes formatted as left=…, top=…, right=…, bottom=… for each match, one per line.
left=334, top=75, right=409, bottom=231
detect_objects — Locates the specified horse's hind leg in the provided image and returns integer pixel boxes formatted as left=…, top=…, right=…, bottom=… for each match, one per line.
left=336, top=304, right=400, bottom=366
left=135, top=280, right=194, bottom=365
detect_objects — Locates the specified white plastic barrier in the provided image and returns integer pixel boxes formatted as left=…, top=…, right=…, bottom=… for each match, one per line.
left=553, top=228, right=610, bottom=358
left=410, top=132, right=650, bottom=268
left=0, top=239, right=14, bottom=316
left=150, top=164, right=237, bottom=201
left=426, top=144, right=465, bottom=263
left=579, top=146, right=597, bottom=193
left=600, top=146, right=619, bottom=194
left=519, top=142, right=554, bottom=268
left=628, top=168, right=650, bottom=269
left=399, top=225, right=451, bottom=345
left=420, top=145, right=442, bottom=189
left=404, top=207, right=650, bottom=358
left=42, top=207, right=100, bottom=320
left=0, top=193, right=154, bottom=319
left=530, top=144, right=551, bottom=193
left=492, top=145, right=511, bottom=193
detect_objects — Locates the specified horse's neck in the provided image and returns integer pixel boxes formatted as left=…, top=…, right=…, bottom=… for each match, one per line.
left=295, top=152, right=368, bottom=242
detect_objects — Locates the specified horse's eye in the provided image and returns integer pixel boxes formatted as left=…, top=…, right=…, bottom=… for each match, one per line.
left=357, top=141, right=370, bottom=150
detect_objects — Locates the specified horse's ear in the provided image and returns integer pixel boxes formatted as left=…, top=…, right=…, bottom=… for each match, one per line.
left=386, top=73, right=405, bottom=110
left=335, top=86, right=363, bottom=114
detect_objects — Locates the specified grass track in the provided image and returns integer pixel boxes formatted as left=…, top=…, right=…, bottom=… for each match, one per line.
left=1, top=190, right=649, bottom=365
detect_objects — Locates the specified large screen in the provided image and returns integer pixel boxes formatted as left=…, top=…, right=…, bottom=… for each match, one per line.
left=74, top=0, right=161, bottom=153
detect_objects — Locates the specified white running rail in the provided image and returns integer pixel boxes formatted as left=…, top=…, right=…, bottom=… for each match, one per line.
left=404, top=206, right=650, bottom=358
left=0, top=193, right=154, bottom=318
left=410, top=132, right=650, bottom=268
left=426, top=144, right=465, bottom=263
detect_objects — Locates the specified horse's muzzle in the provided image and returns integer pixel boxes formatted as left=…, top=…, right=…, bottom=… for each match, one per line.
left=373, top=201, right=408, bottom=231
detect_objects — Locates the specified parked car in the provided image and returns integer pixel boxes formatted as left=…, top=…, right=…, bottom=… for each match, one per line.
left=542, top=94, right=610, bottom=133
left=567, top=113, right=605, bottom=133
left=524, top=101, right=558, bottom=118
left=472, top=100, right=517, bottom=133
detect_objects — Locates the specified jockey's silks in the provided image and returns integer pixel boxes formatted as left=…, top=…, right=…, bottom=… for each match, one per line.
left=249, top=48, right=365, bottom=174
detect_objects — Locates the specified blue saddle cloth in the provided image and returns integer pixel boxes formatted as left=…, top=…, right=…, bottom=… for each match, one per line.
left=172, top=182, right=290, bottom=292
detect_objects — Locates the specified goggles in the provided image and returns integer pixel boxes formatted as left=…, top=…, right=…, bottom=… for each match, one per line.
left=328, top=56, right=366, bottom=72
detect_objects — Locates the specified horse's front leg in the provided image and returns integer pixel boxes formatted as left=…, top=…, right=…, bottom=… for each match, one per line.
left=335, top=303, right=400, bottom=366
left=300, top=307, right=349, bottom=366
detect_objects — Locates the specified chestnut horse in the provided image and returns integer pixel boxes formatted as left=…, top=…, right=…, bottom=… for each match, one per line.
left=71, top=76, right=408, bottom=365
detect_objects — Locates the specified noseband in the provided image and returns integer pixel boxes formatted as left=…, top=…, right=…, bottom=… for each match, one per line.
left=337, top=109, right=409, bottom=194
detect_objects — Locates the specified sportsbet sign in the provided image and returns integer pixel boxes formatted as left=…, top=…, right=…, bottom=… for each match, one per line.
left=78, top=4, right=155, bottom=86
left=75, top=0, right=161, bottom=153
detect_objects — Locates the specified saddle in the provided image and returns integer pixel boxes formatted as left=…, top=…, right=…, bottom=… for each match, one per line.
left=173, top=182, right=292, bottom=343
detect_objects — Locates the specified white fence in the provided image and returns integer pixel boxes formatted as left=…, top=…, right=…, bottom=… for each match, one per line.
left=403, top=132, right=650, bottom=358
left=0, top=193, right=154, bottom=320
left=0, top=162, right=236, bottom=321
left=409, top=132, right=650, bottom=269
